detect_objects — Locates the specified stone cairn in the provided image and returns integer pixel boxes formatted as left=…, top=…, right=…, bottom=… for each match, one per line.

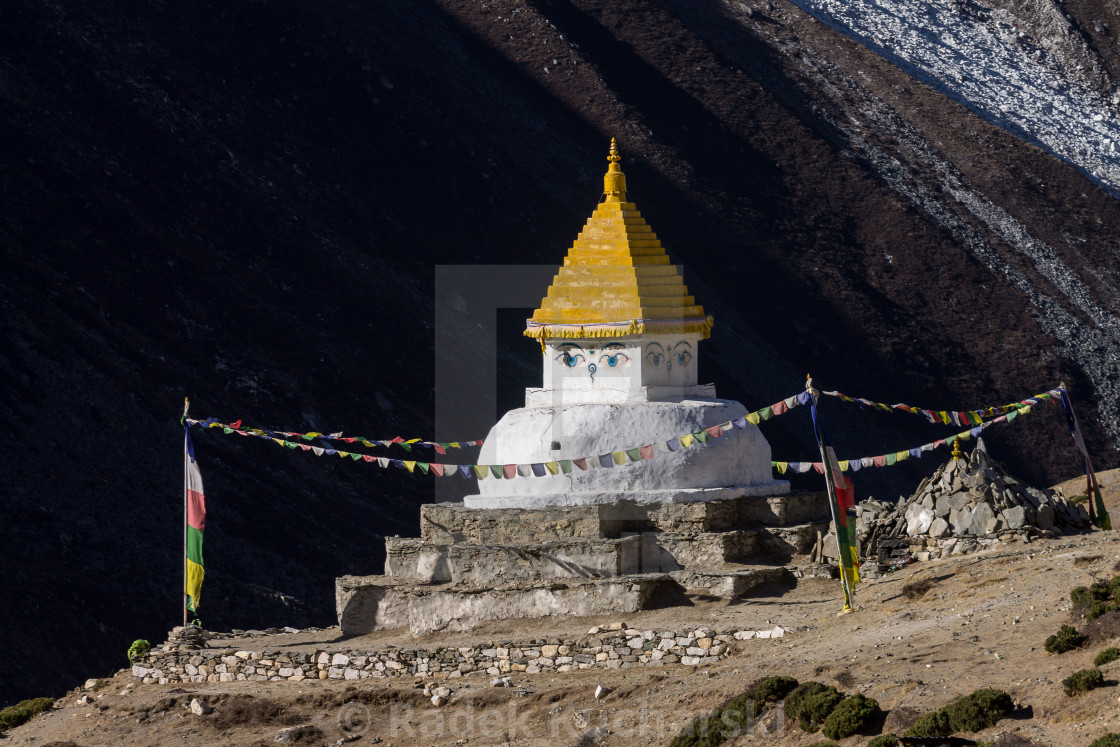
left=165, top=625, right=209, bottom=651
left=857, top=438, right=1089, bottom=573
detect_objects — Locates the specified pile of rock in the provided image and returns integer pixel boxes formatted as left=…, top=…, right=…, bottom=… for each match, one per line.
left=857, top=438, right=1089, bottom=570
left=165, top=625, right=209, bottom=651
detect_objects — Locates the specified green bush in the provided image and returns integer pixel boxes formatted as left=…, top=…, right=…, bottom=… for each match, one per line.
left=1045, top=625, right=1087, bottom=653
left=0, top=697, right=55, bottom=731
left=1063, top=668, right=1104, bottom=696
left=752, top=675, right=799, bottom=704
left=669, top=676, right=800, bottom=747
left=1095, top=647, right=1120, bottom=667
left=805, top=742, right=839, bottom=747
left=1109, top=576, right=1120, bottom=597
left=906, top=708, right=954, bottom=738
left=942, top=688, right=1014, bottom=732
left=1072, top=584, right=1113, bottom=610
left=127, top=639, right=151, bottom=663
left=821, top=693, right=879, bottom=740
left=1089, top=734, right=1120, bottom=747
left=791, top=686, right=844, bottom=733
left=1088, top=601, right=1120, bottom=622
left=867, top=735, right=899, bottom=747
left=904, top=689, right=1014, bottom=738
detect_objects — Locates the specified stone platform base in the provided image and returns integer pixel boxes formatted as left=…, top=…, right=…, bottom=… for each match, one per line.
left=338, top=491, right=833, bottom=637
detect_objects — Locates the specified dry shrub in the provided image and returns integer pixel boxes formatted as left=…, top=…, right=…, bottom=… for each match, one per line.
left=1083, top=610, right=1120, bottom=644
left=208, top=694, right=305, bottom=730
left=834, top=670, right=856, bottom=688
left=902, top=578, right=934, bottom=600
left=1075, top=555, right=1104, bottom=568
left=882, top=705, right=921, bottom=734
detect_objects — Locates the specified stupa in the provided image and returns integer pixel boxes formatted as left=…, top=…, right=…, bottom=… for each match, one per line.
left=466, top=139, right=788, bottom=509
left=334, top=141, right=828, bottom=638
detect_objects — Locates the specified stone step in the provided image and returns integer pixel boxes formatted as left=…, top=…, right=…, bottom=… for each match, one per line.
left=386, top=522, right=831, bottom=584
left=420, top=492, right=830, bottom=545
left=336, top=573, right=680, bottom=637
left=670, top=566, right=795, bottom=598
left=384, top=535, right=642, bottom=584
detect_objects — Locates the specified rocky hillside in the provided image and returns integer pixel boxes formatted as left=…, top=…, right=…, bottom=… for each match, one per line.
left=2, top=0, right=1118, bottom=704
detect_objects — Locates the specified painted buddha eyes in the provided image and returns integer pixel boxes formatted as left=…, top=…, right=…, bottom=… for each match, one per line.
left=599, top=343, right=629, bottom=368
left=644, top=341, right=693, bottom=374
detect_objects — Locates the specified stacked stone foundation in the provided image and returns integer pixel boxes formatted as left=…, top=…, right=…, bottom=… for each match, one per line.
left=338, top=491, right=831, bottom=636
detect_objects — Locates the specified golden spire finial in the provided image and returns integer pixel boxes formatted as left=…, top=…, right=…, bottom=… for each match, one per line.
left=951, top=438, right=964, bottom=461
left=603, top=138, right=627, bottom=202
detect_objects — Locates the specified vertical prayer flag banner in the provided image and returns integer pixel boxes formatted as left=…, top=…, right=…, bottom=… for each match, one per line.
left=184, top=427, right=206, bottom=613
left=1059, top=389, right=1112, bottom=530
left=809, top=389, right=856, bottom=611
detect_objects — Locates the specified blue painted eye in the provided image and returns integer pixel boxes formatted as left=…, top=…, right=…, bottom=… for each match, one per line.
left=556, top=351, right=585, bottom=368
left=601, top=352, right=630, bottom=367
left=645, top=352, right=663, bottom=367
left=676, top=351, right=693, bottom=367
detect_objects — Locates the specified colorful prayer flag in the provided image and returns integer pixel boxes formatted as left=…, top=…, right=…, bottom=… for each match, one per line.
left=184, top=427, right=206, bottom=614
left=808, top=393, right=857, bottom=611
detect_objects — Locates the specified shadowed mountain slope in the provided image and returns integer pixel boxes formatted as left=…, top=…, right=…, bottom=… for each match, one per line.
left=1, top=0, right=1117, bottom=703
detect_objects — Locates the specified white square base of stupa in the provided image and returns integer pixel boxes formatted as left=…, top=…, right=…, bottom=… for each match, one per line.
left=463, top=482, right=790, bottom=510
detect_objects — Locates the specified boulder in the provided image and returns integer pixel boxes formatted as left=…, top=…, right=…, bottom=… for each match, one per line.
left=1004, top=506, right=1026, bottom=529
left=948, top=492, right=972, bottom=510
left=968, top=503, right=995, bottom=535
left=949, top=506, right=973, bottom=535
left=928, top=517, right=950, bottom=538
left=1036, top=504, right=1056, bottom=531
left=934, top=494, right=952, bottom=518
left=907, top=507, right=934, bottom=536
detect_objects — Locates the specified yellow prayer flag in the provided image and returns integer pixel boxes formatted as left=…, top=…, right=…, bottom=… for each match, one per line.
left=612, top=451, right=627, bottom=465
left=775, top=462, right=788, bottom=475
left=545, top=462, right=560, bottom=475
left=746, top=412, right=761, bottom=425
left=680, top=434, right=694, bottom=448
left=403, top=460, right=416, bottom=472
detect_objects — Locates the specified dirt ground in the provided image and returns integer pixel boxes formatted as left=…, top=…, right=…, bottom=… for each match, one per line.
left=7, top=470, right=1120, bottom=747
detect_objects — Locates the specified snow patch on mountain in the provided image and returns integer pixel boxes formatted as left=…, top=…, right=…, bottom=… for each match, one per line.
left=755, top=16, right=1120, bottom=446
left=788, top=0, right=1120, bottom=195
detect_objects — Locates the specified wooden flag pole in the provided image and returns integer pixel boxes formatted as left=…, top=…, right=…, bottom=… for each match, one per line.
left=181, top=397, right=190, bottom=628
left=807, top=375, right=854, bottom=613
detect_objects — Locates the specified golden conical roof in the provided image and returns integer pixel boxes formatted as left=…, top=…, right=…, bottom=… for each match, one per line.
left=525, top=139, right=713, bottom=342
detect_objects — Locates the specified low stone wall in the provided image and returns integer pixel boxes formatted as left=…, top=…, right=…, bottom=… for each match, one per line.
left=131, top=623, right=791, bottom=685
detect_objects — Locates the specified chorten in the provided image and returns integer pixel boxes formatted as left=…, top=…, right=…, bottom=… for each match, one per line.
left=465, top=140, right=787, bottom=509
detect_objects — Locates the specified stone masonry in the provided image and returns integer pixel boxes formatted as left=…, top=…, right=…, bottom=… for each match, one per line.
left=132, top=623, right=794, bottom=685
left=337, top=491, right=832, bottom=636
